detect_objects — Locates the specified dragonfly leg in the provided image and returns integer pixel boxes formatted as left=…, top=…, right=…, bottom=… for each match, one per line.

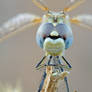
left=37, top=56, right=52, bottom=92
left=36, top=56, right=46, bottom=68
left=62, top=56, right=72, bottom=69
left=47, top=56, right=52, bottom=65
left=64, top=77, right=70, bottom=92
left=38, top=72, right=46, bottom=92
left=58, top=59, right=70, bottom=92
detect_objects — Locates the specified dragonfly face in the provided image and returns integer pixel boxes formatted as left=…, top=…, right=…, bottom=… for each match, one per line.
left=36, top=11, right=73, bottom=56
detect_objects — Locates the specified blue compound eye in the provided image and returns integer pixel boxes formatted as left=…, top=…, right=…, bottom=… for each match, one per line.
left=36, top=23, right=54, bottom=48
left=56, top=23, right=73, bottom=49
left=39, top=23, right=54, bottom=38
left=56, top=24, right=68, bottom=36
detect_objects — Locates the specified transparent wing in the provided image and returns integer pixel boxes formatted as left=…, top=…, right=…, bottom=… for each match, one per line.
left=0, top=82, right=21, bottom=92
left=64, top=0, right=85, bottom=12
left=70, top=0, right=75, bottom=3
left=70, top=14, right=92, bottom=30
left=0, top=13, right=42, bottom=42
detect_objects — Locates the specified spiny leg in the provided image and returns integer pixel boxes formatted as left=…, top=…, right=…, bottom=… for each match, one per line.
left=36, top=55, right=47, bottom=68
left=58, top=58, right=70, bottom=92
left=61, top=56, right=73, bottom=92
left=37, top=56, right=52, bottom=92
left=38, top=71, right=46, bottom=92
left=64, top=0, right=85, bottom=12
left=64, top=77, right=70, bottom=92
left=36, top=56, right=53, bottom=70
left=62, top=56, right=72, bottom=69
left=47, top=56, right=52, bottom=65
left=61, top=57, right=78, bottom=92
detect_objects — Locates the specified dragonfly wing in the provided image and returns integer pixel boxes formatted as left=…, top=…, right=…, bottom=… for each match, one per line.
left=0, top=13, right=42, bottom=42
left=64, top=0, right=85, bottom=12
left=70, top=14, right=92, bottom=30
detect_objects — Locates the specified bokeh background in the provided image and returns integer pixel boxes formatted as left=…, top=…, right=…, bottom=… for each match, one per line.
left=0, top=0, right=92, bottom=92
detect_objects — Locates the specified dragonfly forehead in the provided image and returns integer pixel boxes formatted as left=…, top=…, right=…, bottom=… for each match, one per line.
left=42, top=11, right=67, bottom=25
left=48, top=11, right=65, bottom=16
left=43, top=11, right=65, bottom=19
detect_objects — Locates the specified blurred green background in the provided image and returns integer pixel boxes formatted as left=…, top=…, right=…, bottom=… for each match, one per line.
left=0, top=0, right=92, bottom=92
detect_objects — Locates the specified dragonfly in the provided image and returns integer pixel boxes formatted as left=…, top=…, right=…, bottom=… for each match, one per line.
left=0, top=0, right=92, bottom=92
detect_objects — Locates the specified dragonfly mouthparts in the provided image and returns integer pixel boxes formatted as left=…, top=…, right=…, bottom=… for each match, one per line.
left=47, top=35, right=61, bottom=40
